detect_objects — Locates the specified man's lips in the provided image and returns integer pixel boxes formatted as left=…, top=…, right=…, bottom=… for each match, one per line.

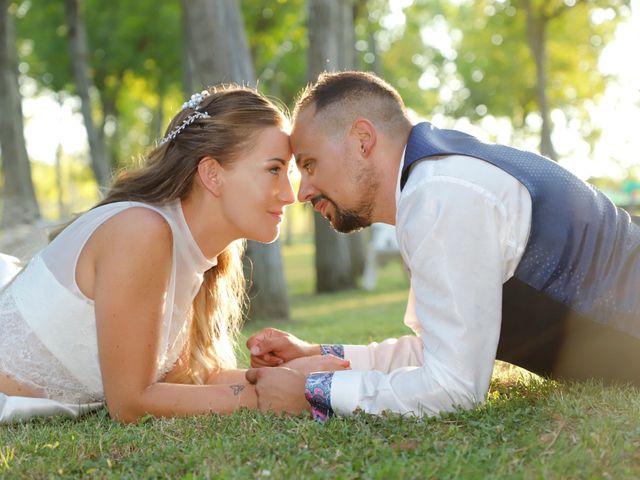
left=312, top=198, right=329, bottom=217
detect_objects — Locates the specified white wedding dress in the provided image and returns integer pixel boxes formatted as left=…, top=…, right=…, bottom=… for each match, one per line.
left=0, top=200, right=216, bottom=423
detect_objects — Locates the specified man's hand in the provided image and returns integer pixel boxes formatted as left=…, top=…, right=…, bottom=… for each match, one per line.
left=281, top=354, right=350, bottom=376
left=245, top=367, right=309, bottom=415
left=246, top=328, right=320, bottom=367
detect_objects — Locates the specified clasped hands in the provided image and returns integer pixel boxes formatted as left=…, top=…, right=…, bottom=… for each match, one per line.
left=244, top=328, right=350, bottom=415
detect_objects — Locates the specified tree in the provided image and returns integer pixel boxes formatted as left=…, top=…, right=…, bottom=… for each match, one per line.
left=307, top=0, right=367, bottom=292
left=17, top=1, right=184, bottom=173
left=63, top=0, right=110, bottom=186
left=182, top=0, right=254, bottom=87
left=182, top=0, right=290, bottom=320
left=518, top=0, right=628, bottom=159
left=389, top=0, right=630, bottom=159
left=242, top=0, right=307, bottom=106
left=0, top=0, right=39, bottom=227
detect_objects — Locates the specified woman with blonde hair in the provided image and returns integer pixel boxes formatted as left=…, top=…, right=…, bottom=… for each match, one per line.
left=0, top=85, right=348, bottom=424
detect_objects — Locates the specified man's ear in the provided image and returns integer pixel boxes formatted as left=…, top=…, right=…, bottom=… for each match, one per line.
left=197, top=156, right=224, bottom=196
left=351, top=119, right=376, bottom=158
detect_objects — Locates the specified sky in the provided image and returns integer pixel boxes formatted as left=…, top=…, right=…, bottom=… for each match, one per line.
left=19, top=0, right=640, bottom=182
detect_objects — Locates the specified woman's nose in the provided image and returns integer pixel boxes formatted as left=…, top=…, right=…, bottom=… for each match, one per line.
left=279, top=176, right=296, bottom=205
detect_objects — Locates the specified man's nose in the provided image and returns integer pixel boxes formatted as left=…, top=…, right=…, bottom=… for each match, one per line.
left=297, top=175, right=315, bottom=203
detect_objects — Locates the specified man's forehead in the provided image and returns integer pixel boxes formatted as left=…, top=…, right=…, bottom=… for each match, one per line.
left=292, top=105, right=318, bottom=135
left=291, top=108, right=320, bottom=155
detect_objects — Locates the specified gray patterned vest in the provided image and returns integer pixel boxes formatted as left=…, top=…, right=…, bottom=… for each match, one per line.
left=402, top=122, right=640, bottom=338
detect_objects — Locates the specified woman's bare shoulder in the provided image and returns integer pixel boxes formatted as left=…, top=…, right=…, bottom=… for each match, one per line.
left=101, top=206, right=172, bottom=242
left=92, top=206, right=174, bottom=266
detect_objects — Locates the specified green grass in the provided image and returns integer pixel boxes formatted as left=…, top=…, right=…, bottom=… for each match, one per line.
left=2, top=242, right=640, bottom=479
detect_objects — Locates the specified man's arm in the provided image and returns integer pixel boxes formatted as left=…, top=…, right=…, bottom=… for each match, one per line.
left=335, top=336, right=423, bottom=372
left=325, top=173, right=511, bottom=416
left=249, top=172, right=514, bottom=418
left=247, top=330, right=423, bottom=372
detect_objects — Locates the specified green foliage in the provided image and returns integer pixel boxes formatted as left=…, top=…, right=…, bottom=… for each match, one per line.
left=15, top=0, right=312, bottom=168
left=2, top=243, right=640, bottom=478
left=13, top=0, right=634, bottom=173
left=452, top=0, right=628, bottom=126
left=15, top=0, right=184, bottom=168
left=449, top=0, right=537, bottom=124
left=14, top=1, right=70, bottom=93
left=379, top=1, right=448, bottom=116
left=30, top=158, right=98, bottom=220
left=17, top=0, right=183, bottom=95
left=243, top=0, right=307, bottom=107
left=380, top=0, right=630, bottom=148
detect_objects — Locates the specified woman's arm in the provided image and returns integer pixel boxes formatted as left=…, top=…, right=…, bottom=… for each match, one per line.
left=206, top=369, right=249, bottom=384
left=163, top=347, right=250, bottom=385
left=92, top=208, right=255, bottom=423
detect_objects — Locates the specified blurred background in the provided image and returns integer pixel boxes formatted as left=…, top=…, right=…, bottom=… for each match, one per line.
left=1, top=0, right=638, bottom=323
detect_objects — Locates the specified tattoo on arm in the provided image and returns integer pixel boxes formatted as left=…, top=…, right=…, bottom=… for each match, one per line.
left=230, top=384, right=245, bottom=396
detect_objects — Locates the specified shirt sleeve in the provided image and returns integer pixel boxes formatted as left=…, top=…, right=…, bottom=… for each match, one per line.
left=342, top=336, right=424, bottom=371
left=328, top=173, right=509, bottom=417
left=320, top=337, right=423, bottom=372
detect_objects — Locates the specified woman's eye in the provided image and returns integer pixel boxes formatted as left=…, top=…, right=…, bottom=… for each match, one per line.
left=269, top=166, right=281, bottom=175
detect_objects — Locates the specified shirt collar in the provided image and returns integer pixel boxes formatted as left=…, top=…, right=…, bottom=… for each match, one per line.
left=395, top=145, right=407, bottom=213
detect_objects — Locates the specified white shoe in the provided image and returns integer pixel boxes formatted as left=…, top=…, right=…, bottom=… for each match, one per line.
left=0, top=393, right=103, bottom=424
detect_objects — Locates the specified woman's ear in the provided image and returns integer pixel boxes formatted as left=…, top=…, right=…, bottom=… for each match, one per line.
left=197, top=156, right=223, bottom=196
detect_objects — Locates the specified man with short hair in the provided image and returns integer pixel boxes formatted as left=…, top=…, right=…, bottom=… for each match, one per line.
left=246, top=71, right=640, bottom=420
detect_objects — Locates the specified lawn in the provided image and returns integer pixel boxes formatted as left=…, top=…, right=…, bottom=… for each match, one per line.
left=1, top=242, right=640, bottom=479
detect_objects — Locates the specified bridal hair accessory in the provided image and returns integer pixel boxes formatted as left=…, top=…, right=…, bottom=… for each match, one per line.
left=181, top=90, right=209, bottom=110
left=160, top=90, right=211, bottom=145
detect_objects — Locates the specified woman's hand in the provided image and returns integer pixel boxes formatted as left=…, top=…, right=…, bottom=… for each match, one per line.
left=246, top=328, right=320, bottom=367
left=280, top=354, right=350, bottom=376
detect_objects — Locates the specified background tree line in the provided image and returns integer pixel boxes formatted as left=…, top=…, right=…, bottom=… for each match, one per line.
left=0, top=0, right=633, bottom=321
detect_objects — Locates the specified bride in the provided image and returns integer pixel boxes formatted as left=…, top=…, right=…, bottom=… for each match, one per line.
left=0, top=85, right=348, bottom=424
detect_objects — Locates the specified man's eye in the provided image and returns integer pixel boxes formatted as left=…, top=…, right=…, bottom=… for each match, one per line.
left=302, top=161, right=313, bottom=173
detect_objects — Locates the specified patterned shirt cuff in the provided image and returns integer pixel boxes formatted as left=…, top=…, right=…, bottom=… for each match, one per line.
left=320, top=344, right=344, bottom=358
left=304, top=372, right=335, bottom=422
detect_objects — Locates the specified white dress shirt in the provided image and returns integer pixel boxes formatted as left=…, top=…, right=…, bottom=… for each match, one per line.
left=329, top=153, right=533, bottom=416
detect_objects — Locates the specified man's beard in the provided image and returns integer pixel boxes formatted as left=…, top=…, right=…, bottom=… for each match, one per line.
left=330, top=201, right=373, bottom=233
left=322, top=160, right=378, bottom=234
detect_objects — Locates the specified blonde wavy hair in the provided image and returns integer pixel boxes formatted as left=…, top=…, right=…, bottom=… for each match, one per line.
left=53, top=85, right=287, bottom=384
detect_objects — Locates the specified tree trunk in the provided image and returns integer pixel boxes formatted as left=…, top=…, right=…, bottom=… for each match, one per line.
left=98, top=73, right=122, bottom=169
left=0, top=0, right=40, bottom=227
left=63, top=0, right=111, bottom=186
left=307, top=0, right=364, bottom=291
left=151, top=87, right=165, bottom=141
left=54, top=143, right=67, bottom=220
left=524, top=0, right=557, bottom=160
left=347, top=1, right=367, bottom=278
left=181, top=0, right=254, bottom=87
left=181, top=6, right=196, bottom=95
left=182, top=0, right=290, bottom=321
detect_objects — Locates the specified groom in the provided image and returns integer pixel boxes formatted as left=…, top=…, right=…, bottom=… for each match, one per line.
left=245, top=71, right=640, bottom=419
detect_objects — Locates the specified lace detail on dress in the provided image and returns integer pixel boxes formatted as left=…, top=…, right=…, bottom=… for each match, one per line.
left=156, top=309, right=189, bottom=381
left=0, top=292, right=100, bottom=404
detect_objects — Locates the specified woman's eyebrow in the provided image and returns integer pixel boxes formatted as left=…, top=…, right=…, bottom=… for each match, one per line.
left=266, top=157, right=287, bottom=165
